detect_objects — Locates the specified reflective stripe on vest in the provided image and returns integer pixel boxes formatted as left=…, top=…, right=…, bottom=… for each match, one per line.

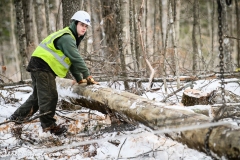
left=38, top=29, right=74, bottom=69
left=38, top=43, right=69, bottom=69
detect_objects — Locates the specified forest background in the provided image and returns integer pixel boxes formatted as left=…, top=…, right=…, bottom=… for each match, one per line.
left=0, top=0, right=240, bottom=91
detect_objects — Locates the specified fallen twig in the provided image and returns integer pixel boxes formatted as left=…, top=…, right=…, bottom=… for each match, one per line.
left=117, top=138, right=127, bottom=159
left=0, top=80, right=31, bottom=88
left=0, top=111, right=52, bottom=125
left=55, top=111, right=76, bottom=121
left=161, top=82, right=193, bottom=102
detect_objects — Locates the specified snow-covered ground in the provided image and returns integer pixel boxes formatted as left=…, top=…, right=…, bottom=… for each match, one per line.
left=0, top=78, right=239, bottom=159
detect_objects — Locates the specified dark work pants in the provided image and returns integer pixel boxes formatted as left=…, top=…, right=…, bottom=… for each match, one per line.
left=13, top=71, right=58, bottom=129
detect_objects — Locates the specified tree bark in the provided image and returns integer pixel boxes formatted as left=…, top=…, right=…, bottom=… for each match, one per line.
left=56, top=77, right=240, bottom=159
left=90, top=0, right=102, bottom=53
left=14, top=0, right=30, bottom=80
left=117, top=0, right=129, bottom=90
left=10, top=0, right=20, bottom=81
left=169, top=0, right=180, bottom=89
left=181, top=89, right=210, bottom=106
left=34, top=0, right=47, bottom=42
left=192, top=0, right=198, bottom=75
left=129, top=0, right=137, bottom=73
left=44, top=0, right=51, bottom=35
left=62, top=0, right=81, bottom=27
left=22, top=0, right=38, bottom=56
left=209, top=0, right=215, bottom=70
left=236, top=0, right=240, bottom=68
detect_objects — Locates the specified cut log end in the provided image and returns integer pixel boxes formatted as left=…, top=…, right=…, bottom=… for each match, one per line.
left=181, top=89, right=210, bottom=106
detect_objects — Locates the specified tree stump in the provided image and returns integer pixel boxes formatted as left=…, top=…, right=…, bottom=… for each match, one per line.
left=181, top=89, right=210, bottom=106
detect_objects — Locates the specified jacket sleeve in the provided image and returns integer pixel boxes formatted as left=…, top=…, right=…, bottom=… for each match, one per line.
left=55, top=34, right=90, bottom=82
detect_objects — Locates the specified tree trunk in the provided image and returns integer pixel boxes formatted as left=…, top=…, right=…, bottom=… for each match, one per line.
left=174, top=0, right=180, bottom=45
left=117, top=0, right=129, bottom=90
left=169, top=0, right=180, bottom=89
left=62, top=0, right=81, bottom=27
left=236, top=0, right=240, bottom=68
left=158, top=0, right=164, bottom=77
left=14, top=0, right=30, bottom=80
left=22, top=0, right=38, bottom=56
left=44, top=0, right=51, bottom=35
left=56, top=77, right=240, bottom=159
left=100, top=0, right=118, bottom=58
left=34, top=0, right=47, bottom=42
left=10, top=0, right=20, bottom=81
left=209, top=0, right=215, bottom=70
left=222, top=0, right=233, bottom=72
left=133, top=0, right=141, bottom=73
left=100, top=0, right=120, bottom=78
left=90, top=0, right=102, bottom=54
left=192, top=0, right=198, bottom=75
left=129, top=0, right=137, bottom=73
left=162, top=0, right=171, bottom=93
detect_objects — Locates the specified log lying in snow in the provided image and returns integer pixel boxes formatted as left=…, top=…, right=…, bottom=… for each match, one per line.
left=56, top=77, right=240, bottom=159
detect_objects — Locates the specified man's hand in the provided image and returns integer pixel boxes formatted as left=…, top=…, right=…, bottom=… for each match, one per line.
left=86, top=76, right=99, bottom=85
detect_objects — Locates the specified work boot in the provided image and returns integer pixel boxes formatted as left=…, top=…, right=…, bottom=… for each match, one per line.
left=43, top=124, right=67, bottom=135
left=8, top=114, right=26, bottom=124
left=8, top=114, right=18, bottom=121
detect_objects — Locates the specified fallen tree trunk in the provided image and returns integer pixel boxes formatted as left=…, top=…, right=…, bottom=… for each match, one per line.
left=56, top=77, right=240, bottom=159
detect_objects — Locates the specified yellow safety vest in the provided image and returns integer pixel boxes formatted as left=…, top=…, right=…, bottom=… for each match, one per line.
left=32, top=27, right=75, bottom=77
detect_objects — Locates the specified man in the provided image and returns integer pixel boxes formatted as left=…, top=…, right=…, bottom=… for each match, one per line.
left=9, top=11, right=98, bottom=135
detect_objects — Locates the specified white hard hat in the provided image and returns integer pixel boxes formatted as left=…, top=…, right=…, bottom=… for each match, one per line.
left=71, top=11, right=91, bottom=26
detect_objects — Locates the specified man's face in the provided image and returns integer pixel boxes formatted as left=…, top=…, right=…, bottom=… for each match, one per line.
left=77, top=22, right=88, bottom=37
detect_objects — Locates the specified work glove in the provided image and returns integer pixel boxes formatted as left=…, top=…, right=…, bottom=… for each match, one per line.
left=236, top=68, right=240, bottom=72
left=86, top=76, right=99, bottom=85
left=78, top=79, right=87, bottom=84
left=72, top=79, right=87, bottom=86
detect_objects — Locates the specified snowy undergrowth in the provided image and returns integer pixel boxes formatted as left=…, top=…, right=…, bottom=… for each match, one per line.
left=0, top=78, right=239, bottom=159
